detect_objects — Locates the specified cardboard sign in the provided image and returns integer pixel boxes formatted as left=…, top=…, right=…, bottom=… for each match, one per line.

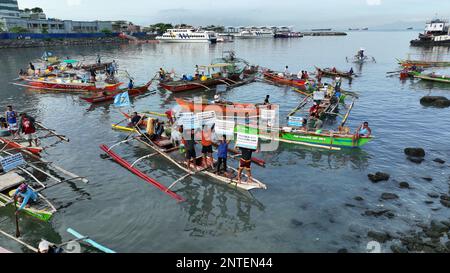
left=177, top=112, right=200, bottom=129
left=236, top=132, right=258, bottom=150
left=196, top=111, right=216, bottom=126
left=288, top=116, right=304, bottom=127
left=214, top=119, right=235, bottom=136
left=261, top=109, right=276, bottom=121
left=313, top=91, right=325, bottom=101
left=0, top=153, right=26, bottom=173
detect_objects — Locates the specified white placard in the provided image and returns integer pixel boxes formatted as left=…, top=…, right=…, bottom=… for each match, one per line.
left=288, top=116, right=303, bottom=127
left=313, top=91, right=325, bottom=101
left=0, top=153, right=26, bottom=173
left=260, top=109, right=276, bottom=121
left=214, top=119, right=235, bottom=136
left=177, top=112, right=200, bottom=129
left=236, top=133, right=258, bottom=150
left=196, top=111, right=216, bottom=126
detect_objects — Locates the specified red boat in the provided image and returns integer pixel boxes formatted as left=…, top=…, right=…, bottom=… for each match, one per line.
left=24, top=78, right=122, bottom=92
left=80, top=80, right=152, bottom=103
left=175, top=97, right=261, bottom=116
left=0, top=137, right=42, bottom=155
left=263, top=71, right=313, bottom=90
left=159, top=76, right=241, bottom=93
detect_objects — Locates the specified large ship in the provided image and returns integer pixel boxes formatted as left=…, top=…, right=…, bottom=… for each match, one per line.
left=156, top=28, right=217, bottom=43
left=234, top=28, right=274, bottom=39
left=410, top=18, right=450, bottom=46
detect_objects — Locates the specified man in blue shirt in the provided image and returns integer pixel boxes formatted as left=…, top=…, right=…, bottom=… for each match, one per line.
left=216, top=135, right=230, bottom=175
left=13, top=183, right=38, bottom=214
left=5, top=105, right=18, bottom=135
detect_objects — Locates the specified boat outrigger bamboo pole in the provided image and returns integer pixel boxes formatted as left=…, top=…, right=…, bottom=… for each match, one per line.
left=0, top=229, right=37, bottom=252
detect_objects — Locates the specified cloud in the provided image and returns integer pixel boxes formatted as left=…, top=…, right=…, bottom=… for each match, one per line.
left=366, top=0, right=382, bottom=5
left=66, top=0, right=82, bottom=7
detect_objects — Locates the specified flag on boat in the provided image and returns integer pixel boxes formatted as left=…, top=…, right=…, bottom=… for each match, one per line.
left=114, top=91, right=131, bottom=107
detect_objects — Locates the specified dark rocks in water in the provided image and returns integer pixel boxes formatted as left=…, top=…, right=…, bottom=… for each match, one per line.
left=420, top=96, right=450, bottom=108
left=433, top=158, right=446, bottom=164
left=368, top=172, right=390, bottom=183
left=446, top=241, right=450, bottom=250
left=381, top=193, right=399, bottom=200
left=425, top=230, right=441, bottom=239
left=422, top=177, right=433, bottom=182
left=408, top=157, right=424, bottom=164
left=399, top=182, right=410, bottom=189
left=345, top=203, right=356, bottom=208
left=290, top=219, right=304, bottom=227
left=441, top=194, right=450, bottom=201
left=391, top=244, right=408, bottom=253
left=404, top=148, right=425, bottom=157
left=428, top=193, right=439, bottom=198
left=354, top=196, right=364, bottom=201
left=441, top=221, right=450, bottom=228
left=368, top=231, right=391, bottom=243
left=364, top=209, right=394, bottom=218
left=430, top=220, right=450, bottom=234
left=440, top=199, right=450, bottom=208
left=425, top=200, right=434, bottom=205
left=337, top=248, right=348, bottom=253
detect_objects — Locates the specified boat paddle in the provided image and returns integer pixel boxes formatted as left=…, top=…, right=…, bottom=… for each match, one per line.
left=13, top=196, right=20, bottom=238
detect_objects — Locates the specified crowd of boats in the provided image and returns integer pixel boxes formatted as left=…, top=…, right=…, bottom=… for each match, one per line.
left=4, top=43, right=447, bottom=252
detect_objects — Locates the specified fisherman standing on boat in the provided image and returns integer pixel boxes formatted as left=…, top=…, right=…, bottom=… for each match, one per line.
left=5, top=105, right=18, bottom=135
left=237, top=146, right=256, bottom=184
left=200, top=125, right=214, bottom=169
left=128, top=78, right=134, bottom=90
left=216, top=135, right=230, bottom=175
left=352, top=121, right=372, bottom=145
left=284, top=66, right=290, bottom=78
left=97, top=54, right=101, bottom=64
left=18, top=113, right=38, bottom=148
left=183, top=128, right=197, bottom=172
left=159, top=68, right=166, bottom=81
left=13, top=183, right=38, bottom=215
left=349, top=67, right=354, bottom=75
left=264, top=95, right=270, bottom=105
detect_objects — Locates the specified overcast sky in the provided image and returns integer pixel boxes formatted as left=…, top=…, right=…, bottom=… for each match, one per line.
left=18, top=0, right=450, bottom=29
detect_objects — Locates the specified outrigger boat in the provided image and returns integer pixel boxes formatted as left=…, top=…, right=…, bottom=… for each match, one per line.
left=175, top=97, right=263, bottom=116
left=21, top=77, right=122, bottom=92
left=159, top=63, right=251, bottom=93
left=262, top=70, right=315, bottom=91
left=315, top=66, right=355, bottom=79
left=397, top=58, right=450, bottom=68
left=413, top=72, right=450, bottom=83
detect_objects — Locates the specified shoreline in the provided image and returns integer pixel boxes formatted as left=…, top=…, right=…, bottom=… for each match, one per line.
left=0, top=37, right=130, bottom=49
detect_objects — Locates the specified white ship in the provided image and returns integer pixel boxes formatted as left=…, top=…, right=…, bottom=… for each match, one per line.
left=410, top=18, right=450, bottom=46
left=234, top=28, right=274, bottom=39
left=156, top=29, right=217, bottom=43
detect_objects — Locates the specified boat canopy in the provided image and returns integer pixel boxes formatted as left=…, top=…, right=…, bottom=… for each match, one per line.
left=62, top=59, right=79, bottom=64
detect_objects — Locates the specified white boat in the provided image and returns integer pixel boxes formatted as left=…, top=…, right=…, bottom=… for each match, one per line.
left=234, top=29, right=274, bottom=39
left=156, top=28, right=217, bottom=43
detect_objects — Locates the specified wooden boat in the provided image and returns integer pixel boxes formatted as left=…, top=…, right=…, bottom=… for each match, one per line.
left=414, top=73, right=450, bottom=83
left=315, top=66, right=354, bottom=79
left=397, top=59, right=450, bottom=68
left=0, top=172, right=55, bottom=222
left=262, top=71, right=314, bottom=91
left=175, top=97, right=261, bottom=115
left=346, top=55, right=376, bottom=63
left=23, top=78, right=122, bottom=92
left=236, top=124, right=373, bottom=150
left=80, top=81, right=152, bottom=103
left=0, top=136, right=43, bottom=155
left=81, top=62, right=112, bottom=71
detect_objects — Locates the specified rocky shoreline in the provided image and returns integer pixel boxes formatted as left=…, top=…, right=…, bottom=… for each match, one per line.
left=0, top=37, right=129, bottom=49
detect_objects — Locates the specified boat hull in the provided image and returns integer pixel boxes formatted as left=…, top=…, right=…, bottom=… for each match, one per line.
left=80, top=84, right=150, bottom=103
left=25, top=80, right=122, bottom=92
left=0, top=137, right=42, bottom=155
left=175, top=98, right=259, bottom=115
left=263, top=72, right=312, bottom=90
left=159, top=76, right=240, bottom=92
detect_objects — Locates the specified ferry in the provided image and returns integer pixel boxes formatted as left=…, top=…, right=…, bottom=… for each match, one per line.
left=234, top=28, right=274, bottom=39
left=156, top=28, right=217, bottom=43
left=410, top=18, right=450, bottom=46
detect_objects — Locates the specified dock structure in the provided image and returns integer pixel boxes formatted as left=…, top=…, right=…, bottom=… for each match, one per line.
left=300, top=31, right=347, bottom=36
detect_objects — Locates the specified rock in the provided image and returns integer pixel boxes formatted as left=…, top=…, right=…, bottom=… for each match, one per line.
left=390, top=244, right=408, bottom=253
left=440, top=221, right=450, bottom=228
left=425, top=201, right=434, bottom=205
left=381, top=193, right=399, bottom=200
left=430, top=220, right=449, bottom=234
left=424, top=230, right=441, bottom=239
left=368, top=231, right=391, bottom=243
left=364, top=210, right=390, bottom=217
left=446, top=241, right=450, bottom=250
left=422, top=177, right=433, bottom=182
left=337, top=248, right=348, bottom=253
left=354, top=196, right=364, bottom=201
left=440, top=199, right=450, bottom=208
left=420, top=96, right=450, bottom=108
left=290, top=219, right=304, bottom=227
left=408, top=157, right=424, bottom=164
left=428, top=193, right=439, bottom=198
left=404, top=148, right=425, bottom=157
left=345, top=203, right=356, bottom=208
left=441, top=194, right=450, bottom=201
left=368, top=172, right=390, bottom=183
left=399, top=182, right=410, bottom=189
left=433, top=158, right=446, bottom=164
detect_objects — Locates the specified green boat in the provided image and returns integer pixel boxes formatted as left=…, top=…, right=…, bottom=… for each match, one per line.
left=236, top=125, right=373, bottom=150
left=414, top=73, right=450, bottom=83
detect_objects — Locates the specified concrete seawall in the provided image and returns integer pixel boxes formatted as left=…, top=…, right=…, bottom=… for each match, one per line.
left=0, top=37, right=129, bottom=49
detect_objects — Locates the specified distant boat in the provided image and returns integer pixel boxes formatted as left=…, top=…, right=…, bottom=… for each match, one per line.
left=311, top=28, right=331, bottom=31
left=407, top=27, right=413, bottom=30
left=362, top=27, right=369, bottom=30
left=348, top=28, right=360, bottom=31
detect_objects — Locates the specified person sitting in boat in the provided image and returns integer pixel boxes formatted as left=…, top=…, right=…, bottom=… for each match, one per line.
left=357, top=49, right=364, bottom=59
left=5, top=105, right=18, bottom=135
left=128, top=79, right=134, bottom=90
left=332, top=67, right=337, bottom=73
left=352, top=121, right=372, bottom=144
left=13, top=183, right=38, bottom=215
left=18, top=113, right=38, bottom=148
left=153, top=120, right=165, bottom=140
left=129, top=112, right=143, bottom=128
left=89, top=68, right=97, bottom=82
left=307, top=114, right=323, bottom=132
left=309, top=102, right=320, bottom=117
left=216, top=135, right=231, bottom=175
left=38, top=240, right=64, bottom=254
left=181, top=74, right=188, bottom=81
left=159, top=68, right=166, bottom=81
left=304, top=71, right=309, bottom=79
left=183, top=128, right=197, bottom=171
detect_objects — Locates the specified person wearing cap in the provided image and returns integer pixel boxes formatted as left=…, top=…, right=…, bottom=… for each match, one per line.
left=38, top=240, right=64, bottom=254
left=18, top=113, right=38, bottom=147
left=309, top=102, right=319, bottom=117
left=13, top=183, right=38, bottom=214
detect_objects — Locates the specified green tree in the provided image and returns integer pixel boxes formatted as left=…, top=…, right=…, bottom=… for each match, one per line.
left=101, top=28, right=112, bottom=34
left=31, top=7, right=43, bottom=13
left=10, top=26, right=28, bottom=33
left=149, top=23, right=173, bottom=34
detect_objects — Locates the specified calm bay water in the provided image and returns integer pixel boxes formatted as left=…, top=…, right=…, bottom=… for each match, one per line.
left=1, top=31, right=450, bottom=253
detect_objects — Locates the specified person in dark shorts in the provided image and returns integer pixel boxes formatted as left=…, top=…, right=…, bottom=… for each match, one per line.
left=237, top=146, right=255, bottom=183
left=183, top=128, right=197, bottom=171
left=216, top=135, right=230, bottom=175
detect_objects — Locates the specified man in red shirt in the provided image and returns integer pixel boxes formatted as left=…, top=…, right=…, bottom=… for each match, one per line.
left=19, top=113, right=38, bottom=147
